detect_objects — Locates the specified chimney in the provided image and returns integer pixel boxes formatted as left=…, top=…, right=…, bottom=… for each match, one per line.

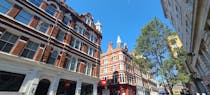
left=107, top=42, right=113, bottom=52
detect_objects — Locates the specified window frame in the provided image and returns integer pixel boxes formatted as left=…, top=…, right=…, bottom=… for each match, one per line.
left=45, top=4, right=57, bottom=16
left=20, top=41, right=39, bottom=59
left=120, top=62, right=124, bottom=70
left=15, top=10, right=33, bottom=25
left=0, top=32, right=19, bottom=53
left=56, top=30, right=65, bottom=42
left=0, top=0, right=13, bottom=14
left=47, top=50, right=59, bottom=65
left=28, top=0, right=43, bottom=7
left=36, top=22, right=49, bottom=33
left=62, top=14, right=72, bottom=25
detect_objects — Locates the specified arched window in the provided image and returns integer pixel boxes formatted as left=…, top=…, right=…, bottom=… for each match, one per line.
left=36, top=22, right=49, bottom=33
left=29, top=0, right=43, bottom=7
left=45, top=4, right=57, bottom=16
left=35, top=79, right=50, bottom=95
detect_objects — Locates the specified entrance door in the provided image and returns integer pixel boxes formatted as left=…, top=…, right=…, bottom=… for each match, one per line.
left=35, top=79, right=50, bottom=95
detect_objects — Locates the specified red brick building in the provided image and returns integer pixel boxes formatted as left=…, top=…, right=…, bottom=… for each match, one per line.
left=0, top=0, right=102, bottom=95
left=99, top=36, right=136, bottom=95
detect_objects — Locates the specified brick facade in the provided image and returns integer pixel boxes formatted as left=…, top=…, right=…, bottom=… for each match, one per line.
left=0, top=0, right=102, bottom=95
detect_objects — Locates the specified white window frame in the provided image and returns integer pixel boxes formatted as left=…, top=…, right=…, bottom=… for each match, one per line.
left=104, top=57, right=108, bottom=64
left=20, top=41, right=39, bottom=59
left=112, top=65, right=116, bottom=72
left=103, top=67, right=107, bottom=73
left=36, top=21, right=49, bottom=33
left=56, top=30, right=65, bottom=42
left=47, top=50, right=59, bottom=65
left=112, top=54, right=116, bottom=62
left=75, top=22, right=86, bottom=36
left=120, top=62, right=124, bottom=70
left=0, top=32, right=19, bottom=52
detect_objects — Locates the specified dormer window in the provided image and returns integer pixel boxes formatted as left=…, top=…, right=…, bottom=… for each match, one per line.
left=45, top=4, right=57, bottom=16
left=62, top=13, right=72, bottom=25
left=86, top=18, right=92, bottom=26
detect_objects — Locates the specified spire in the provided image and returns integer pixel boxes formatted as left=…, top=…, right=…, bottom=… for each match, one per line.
left=117, top=35, right=122, bottom=48
left=117, top=35, right=122, bottom=43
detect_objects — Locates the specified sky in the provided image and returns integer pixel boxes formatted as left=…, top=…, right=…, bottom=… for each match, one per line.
left=66, top=0, right=172, bottom=53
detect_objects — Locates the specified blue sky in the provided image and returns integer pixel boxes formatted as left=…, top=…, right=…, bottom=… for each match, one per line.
left=67, top=0, right=172, bottom=52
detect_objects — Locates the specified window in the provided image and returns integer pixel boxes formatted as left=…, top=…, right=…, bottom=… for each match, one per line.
left=86, top=18, right=91, bottom=26
left=56, top=31, right=65, bottom=42
left=112, top=65, right=116, bottom=72
left=64, top=54, right=71, bottom=70
left=75, top=25, right=85, bottom=35
left=74, top=39, right=81, bottom=50
left=112, top=55, right=116, bottom=62
left=103, top=57, right=108, bottom=64
left=103, top=67, right=107, bottom=73
left=119, top=54, right=123, bottom=60
left=70, top=57, right=77, bottom=71
left=64, top=55, right=77, bottom=72
left=36, top=22, right=49, bottom=33
left=29, top=0, right=43, bottom=7
left=62, top=14, right=71, bottom=25
left=45, top=4, right=56, bottom=16
left=85, top=63, right=92, bottom=76
left=47, top=50, right=58, bottom=65
left=120, top=62, right=124, bottom=70
left=0, top=0, right=12, bottom=14
left=0, top=32, right=18, bottom=52
left=0, top=71, right=25, bottom=91
left=87, top=47, right=94, bottom=57
left=89, top=33, right=96, bottom=43
left=21, top=41, right=39, bottom=59
left=15, top=10, right=33, bottom=24
left=70, top=37, right=75, bottom=47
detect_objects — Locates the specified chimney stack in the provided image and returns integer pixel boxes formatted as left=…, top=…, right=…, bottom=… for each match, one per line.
left=107, top=42, right=113, bottom=52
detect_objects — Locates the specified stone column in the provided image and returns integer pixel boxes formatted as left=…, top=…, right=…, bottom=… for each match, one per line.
left=93, top=83, right=98, bottom=95
left=75, top=81, right=82, bottom=95
left=48, top=76, right=60, bottom=95
left=19, top=68, right=40, bottom=95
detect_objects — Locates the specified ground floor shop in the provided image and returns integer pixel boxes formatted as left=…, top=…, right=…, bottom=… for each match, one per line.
left=0, top=52, right=99, bottom=95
